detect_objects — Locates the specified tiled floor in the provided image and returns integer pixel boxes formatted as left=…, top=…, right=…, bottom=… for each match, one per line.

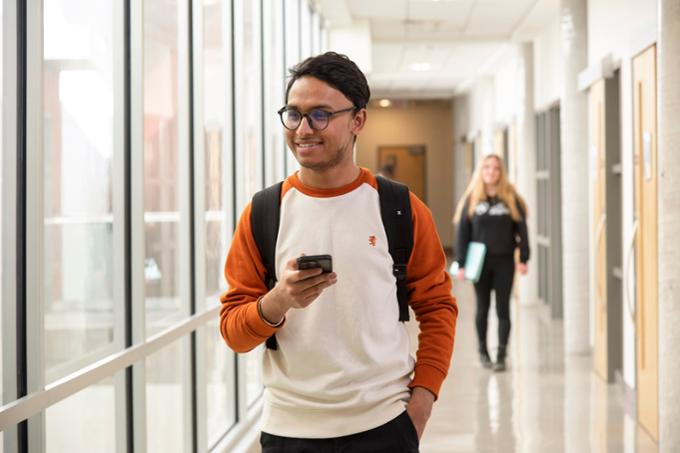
left=413, top=280, right=659, bottom=453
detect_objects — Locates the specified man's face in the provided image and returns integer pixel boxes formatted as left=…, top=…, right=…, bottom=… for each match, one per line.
left=284, top=76, right=364, bottom=172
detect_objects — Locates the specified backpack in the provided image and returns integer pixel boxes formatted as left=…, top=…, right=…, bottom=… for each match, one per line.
left=250, top=175, right=413, bottom=350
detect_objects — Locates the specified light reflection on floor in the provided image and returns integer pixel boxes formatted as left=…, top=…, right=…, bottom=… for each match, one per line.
left=411, top=280, right=658, bottom=453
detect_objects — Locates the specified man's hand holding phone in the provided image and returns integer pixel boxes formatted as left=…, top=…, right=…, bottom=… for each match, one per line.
left=259, top=254, right=337, bottom=325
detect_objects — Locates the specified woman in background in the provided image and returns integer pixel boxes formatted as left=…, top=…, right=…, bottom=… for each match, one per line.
left=453, top=154, right=529, bottom=371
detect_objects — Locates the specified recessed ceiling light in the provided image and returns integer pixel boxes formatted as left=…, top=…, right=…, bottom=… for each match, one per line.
left=379, top=99, right=392, bottom=108
left=409, top=63, right=431, bottom=72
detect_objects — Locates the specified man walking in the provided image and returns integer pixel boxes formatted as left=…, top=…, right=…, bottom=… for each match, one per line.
left=220, top=52, right=457, bottom=453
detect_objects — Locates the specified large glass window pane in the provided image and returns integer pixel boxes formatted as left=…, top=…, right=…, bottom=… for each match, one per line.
left=146, top=336, right=190, bottom=452
left=284, top=0, right=300, bottom=82
left=263, top=0, right=285, bottom=184
left=235, top=0, right=264, bottom=407
left=43, top=0, right=117, bottom=383
left=202, top=0, right=237, bottom=444
left=45, top=376, right=117, bottom=452
left=300, top=2, right=311, bottom=59
left=144, top=0, right=185, bottom=337
left=205, top=320, right=235, bottom=448
left=312, top=10, right=321, bottom=55
left=284, top=0, right=300, bottom=176
left=234, top=0, right=263, bottom=212
left=245, top=346, right=263, bottom=407
left=203, top=0, right=231, bottom=303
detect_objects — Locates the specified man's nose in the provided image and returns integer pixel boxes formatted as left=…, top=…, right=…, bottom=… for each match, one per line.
left=296, top=115, right=315, bottom=134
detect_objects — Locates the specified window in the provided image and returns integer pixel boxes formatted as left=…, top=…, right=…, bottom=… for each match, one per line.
left=234, top=0, right=263, bottom=212
left=42, top=0, right=117, bottom=383
left=202, top=0, right=232, bottom=307
left=146, top=336, right=191, bottom=452
left=284, top=0, right=300, bottom=176
left=143, top=0, right=187, bottom=337
left=235, top=0, right=265, bottom=407
left=202, top=0, right=237, bottom=444
left=311, top=9, right=321, bottom=55
left=45, top=376, right=117, bottom=452
left=205, top=320, right=235, bottom=448
left=300, top=3, right=311, bottom=59
left=263, top=0, right=286, bottom=184
left=0, top=0, right=299, bottom=445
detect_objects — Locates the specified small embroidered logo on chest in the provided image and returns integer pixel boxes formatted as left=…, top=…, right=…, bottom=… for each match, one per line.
left=368, top=235, right=377, bottom=247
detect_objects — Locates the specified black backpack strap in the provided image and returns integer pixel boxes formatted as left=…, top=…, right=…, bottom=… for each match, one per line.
left=376, top=176, right=414, bottom=322
left=250, top=182, right=283, bottom=350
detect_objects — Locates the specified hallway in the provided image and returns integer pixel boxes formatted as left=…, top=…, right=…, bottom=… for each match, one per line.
left=414, top=281, right=658, bottom=453
left=3, top=0, right=680, bottom=451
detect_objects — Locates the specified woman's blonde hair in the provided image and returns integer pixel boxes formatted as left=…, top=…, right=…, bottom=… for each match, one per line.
left=453, top=153, right=527, bottom=223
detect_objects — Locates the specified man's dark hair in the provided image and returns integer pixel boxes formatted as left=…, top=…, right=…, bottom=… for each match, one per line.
left=286, top=52, right=371, bottom=109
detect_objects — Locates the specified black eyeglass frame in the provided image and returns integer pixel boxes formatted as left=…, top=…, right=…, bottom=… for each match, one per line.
left=277, top=106, right=358, bottom=131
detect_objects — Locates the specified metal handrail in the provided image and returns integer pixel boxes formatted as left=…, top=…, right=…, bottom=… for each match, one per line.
left=0, top=305, right=220, bottom=430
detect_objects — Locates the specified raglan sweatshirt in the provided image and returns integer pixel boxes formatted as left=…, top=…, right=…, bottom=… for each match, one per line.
left=219, top=168, right=458, bottom=438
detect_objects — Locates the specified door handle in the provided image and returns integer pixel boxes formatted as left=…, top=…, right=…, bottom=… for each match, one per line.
left=594, top=214, right=607, bottom=330
left=623, top=219, right=638, bottom=323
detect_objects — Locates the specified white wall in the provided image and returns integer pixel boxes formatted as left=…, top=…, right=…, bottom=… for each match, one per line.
left=533, top=17, right=561, bottom=110
left=452, top=44, right=529, bottom=188
left=587, top=0, right=657, bottom=68
left=586, top=0, right=657, bottom=390
left=463, top=77, right=495, bottom=155
left=493, top=46, right=521, bottom=128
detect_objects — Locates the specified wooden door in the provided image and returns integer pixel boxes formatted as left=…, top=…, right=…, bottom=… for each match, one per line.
left=590, top=80, right=608, bottom=381
left=463, top=141, right=474, bottom=184
left=633, top=44, right=658, bottom=441
left=378, top=146, right=426, bottom=201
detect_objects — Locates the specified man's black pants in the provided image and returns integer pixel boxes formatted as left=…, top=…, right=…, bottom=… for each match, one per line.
left=260, top=411, right=419, bottom=453
left=473, top=254, right=515, bottom=349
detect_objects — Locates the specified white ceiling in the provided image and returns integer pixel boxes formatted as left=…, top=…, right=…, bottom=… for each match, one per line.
left=315, top=0, right=558, bottom=99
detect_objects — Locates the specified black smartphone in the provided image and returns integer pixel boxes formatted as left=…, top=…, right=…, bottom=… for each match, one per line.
left=296, top=254, right=333, bottom=273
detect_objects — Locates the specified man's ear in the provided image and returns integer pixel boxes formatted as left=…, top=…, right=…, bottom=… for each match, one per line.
left=351, top=108, right=367, bottom=134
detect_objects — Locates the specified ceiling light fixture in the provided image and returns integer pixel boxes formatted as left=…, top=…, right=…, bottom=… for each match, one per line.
left=409, top=63, right=431, bottom=72
left=379, top=99, right=392, bottom=108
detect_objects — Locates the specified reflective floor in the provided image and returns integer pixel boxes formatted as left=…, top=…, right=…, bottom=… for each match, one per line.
left=414, top=280, right=659, bottom=453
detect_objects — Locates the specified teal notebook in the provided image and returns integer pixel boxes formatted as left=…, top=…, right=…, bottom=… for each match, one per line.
left=464, top=242, right=487, bottom=283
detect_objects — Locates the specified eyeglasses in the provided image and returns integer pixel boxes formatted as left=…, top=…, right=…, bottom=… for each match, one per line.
left=277, top=106, right=357, bottom=131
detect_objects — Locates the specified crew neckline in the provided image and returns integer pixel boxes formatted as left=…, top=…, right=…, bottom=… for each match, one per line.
left=288, top=168, right=372, bottom=198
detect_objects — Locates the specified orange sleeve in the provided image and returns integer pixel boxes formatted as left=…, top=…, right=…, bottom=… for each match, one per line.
left=406, top=192, right=458, bottom=399
left=219, top=203, right=280, bottom=352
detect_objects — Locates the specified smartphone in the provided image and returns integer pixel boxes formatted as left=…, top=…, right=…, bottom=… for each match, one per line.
left=296, top=254, right=333, bottom=273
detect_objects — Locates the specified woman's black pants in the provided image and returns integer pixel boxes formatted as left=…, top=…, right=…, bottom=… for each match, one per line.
left=473, top=254, right=515, bottom=350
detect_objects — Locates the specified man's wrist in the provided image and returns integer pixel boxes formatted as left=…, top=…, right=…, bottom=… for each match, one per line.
left=411, top=386, right=436, bottom=404
left=258, top=291, right=287, bottom=326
